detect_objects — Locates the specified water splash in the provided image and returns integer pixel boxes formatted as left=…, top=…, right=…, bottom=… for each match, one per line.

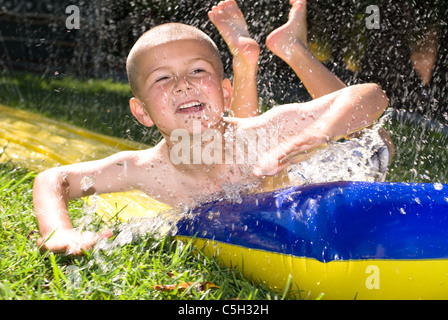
left=288, top=124, right=389, bottom=185
left=80, top=175, right=95, bottom=192
left=94, top=208, right=182, bottom=254
left=65, top=265, right=82, bottom=290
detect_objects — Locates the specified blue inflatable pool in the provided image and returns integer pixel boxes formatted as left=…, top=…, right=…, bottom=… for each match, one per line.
left=175, top=181, right=448, bottom=299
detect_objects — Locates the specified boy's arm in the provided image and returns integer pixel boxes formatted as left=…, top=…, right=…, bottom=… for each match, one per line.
left=253, top=83, right=389, bottom=176
left=33, top=151, right=139, bottom=255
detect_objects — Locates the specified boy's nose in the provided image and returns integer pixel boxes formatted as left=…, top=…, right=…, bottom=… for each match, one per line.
left=173, top=76, right=193, bottom=94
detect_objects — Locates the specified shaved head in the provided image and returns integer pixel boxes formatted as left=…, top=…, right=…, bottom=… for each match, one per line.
left=126, top=23, right=224, bottom=98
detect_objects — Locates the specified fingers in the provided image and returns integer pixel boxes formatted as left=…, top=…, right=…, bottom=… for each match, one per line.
left=253, top=133, right=328, bottom=176
left=37, top=228, right=114, bottom=256
left=253, top=143, right=291, bottom=176
left=70, top=229, right=114, bottom=255
left=253, top=157, right=290, bottom=177
left=253, top=141, right=298, bottom=176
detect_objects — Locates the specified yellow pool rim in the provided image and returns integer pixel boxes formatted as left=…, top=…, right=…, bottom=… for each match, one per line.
left=178, top=237, right=448, bottom=300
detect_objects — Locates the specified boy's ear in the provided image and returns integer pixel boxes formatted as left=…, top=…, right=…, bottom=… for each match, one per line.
left=129, top=97, right=154, bottom=127
left=221, top=78, right=232, bottom=112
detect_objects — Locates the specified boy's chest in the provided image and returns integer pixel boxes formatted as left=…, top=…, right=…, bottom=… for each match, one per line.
left=154, top=164, right=259, bottom=206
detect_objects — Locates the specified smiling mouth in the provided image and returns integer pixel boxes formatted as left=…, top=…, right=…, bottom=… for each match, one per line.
left=176, top=101, right=205, bottom=113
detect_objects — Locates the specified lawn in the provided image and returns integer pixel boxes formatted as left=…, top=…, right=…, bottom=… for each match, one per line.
left=0, top=72, right=280, bottom=300
left=0, top=161, right=279, bottom=300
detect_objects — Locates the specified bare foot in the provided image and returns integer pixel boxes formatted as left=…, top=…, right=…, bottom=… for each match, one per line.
left=208, top=0, right=260, bottom=67
left=266, top=0, right=307, bottom=63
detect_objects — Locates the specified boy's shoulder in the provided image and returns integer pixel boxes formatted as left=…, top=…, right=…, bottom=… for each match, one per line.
left=122, top=140, right=170, bottom=167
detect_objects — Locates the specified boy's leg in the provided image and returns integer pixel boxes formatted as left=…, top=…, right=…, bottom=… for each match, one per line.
left=266, top=0, right=346, bottom=99
left=267, top=0, right=395, bottom=172
left=209, top=0, right=260, bottom=117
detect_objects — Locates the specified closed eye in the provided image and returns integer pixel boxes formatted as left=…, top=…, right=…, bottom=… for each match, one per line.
left=191, top=68, right=205, bottom=74
left=155, top=76, right=170, bottom=82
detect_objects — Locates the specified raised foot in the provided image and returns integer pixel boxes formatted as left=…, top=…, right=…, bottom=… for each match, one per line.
left=208, top=0, right=260, bottom=66
left=266, top=0, right=307, bottom=62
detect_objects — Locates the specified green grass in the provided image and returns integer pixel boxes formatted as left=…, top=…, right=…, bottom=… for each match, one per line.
left=0, top=72, right=161, bottom=145
left=0, top=162, right=278, bottom=300
left=384, top=113, right=448, bottom=184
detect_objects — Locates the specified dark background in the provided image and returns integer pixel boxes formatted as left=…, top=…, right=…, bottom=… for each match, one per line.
left=1, top=0, right=447, bottom=120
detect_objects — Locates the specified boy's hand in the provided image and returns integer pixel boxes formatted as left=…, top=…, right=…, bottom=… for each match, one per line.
left=253, top=128, right=330, bottom=176
left=37, top=228, right=113, bottom=256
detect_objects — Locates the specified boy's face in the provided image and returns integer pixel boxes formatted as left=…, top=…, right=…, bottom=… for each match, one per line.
left=130, top=39, right=231, bottom=136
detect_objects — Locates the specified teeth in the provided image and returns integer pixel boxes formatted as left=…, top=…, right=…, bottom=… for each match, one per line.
left=178, top=101, right=201, bottom=110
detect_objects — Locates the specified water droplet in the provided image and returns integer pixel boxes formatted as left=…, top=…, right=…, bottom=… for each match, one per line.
left=81, top=175, right=95, bottom=191
left=434, top=182, right=443, bottom=190
left=66, top=265, right=82, bottom=290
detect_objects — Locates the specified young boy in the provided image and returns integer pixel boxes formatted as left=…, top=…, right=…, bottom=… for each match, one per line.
left=33, top=2, right=389, bottom=255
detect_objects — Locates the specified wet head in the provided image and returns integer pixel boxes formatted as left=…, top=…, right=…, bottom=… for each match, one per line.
left=126, top=23, right=232, bottom=136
